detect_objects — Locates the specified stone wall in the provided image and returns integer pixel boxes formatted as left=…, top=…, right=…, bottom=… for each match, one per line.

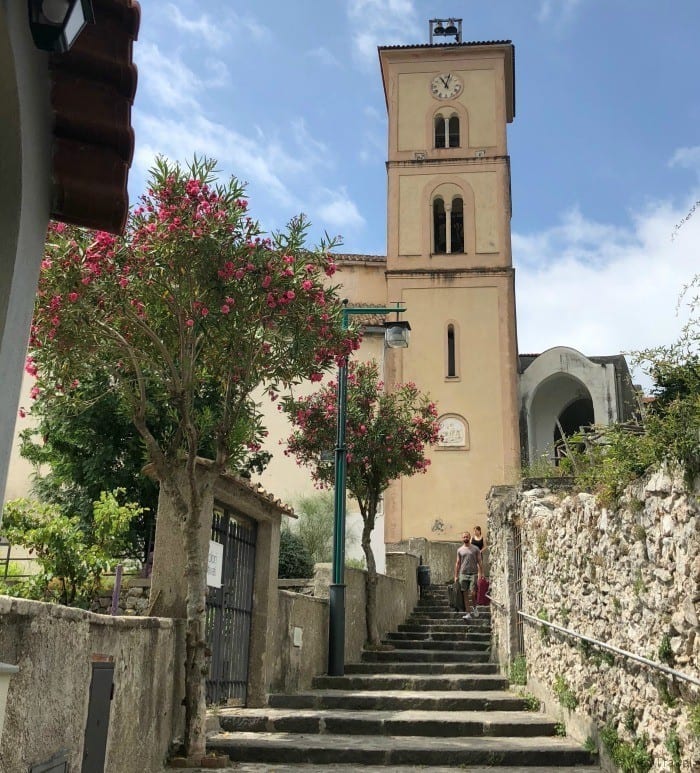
left=488, top=467, right=700, bottom=772
left=269, top=553, right=420, bottom=694
left=92, top=577, right=151, bottom=616
left=0, top=596, right=184, bottom=773
left=386, top=537, right=460, bottom=584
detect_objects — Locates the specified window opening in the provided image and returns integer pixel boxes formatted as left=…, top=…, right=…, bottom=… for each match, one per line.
left=448, top=115, right=459, bottom=147
left=433, top=198, right=446, bottom=253
left=434, top=116, right=446, bottom=148
left=451, top=197, right=464, bottom=253
left=447, top=325, right=456, bottom=377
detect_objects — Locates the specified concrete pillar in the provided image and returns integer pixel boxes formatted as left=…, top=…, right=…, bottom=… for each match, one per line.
left=0, top=2, right=51, bottom=509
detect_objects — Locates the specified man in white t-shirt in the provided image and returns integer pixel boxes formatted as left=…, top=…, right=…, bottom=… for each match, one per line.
left=454, top=531, right=483, bottom=621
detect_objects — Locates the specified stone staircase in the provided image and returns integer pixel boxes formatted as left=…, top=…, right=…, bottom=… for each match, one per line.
left=207, top=585, right=599, bottom=770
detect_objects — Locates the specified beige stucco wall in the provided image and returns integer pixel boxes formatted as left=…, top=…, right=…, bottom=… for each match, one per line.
left=0, top=596, right=184, bottom=773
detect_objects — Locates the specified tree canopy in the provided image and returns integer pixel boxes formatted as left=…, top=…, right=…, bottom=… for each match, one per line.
left=283, top=358, right=440, bottom=643
left=27, top=156, right=360, bottom=760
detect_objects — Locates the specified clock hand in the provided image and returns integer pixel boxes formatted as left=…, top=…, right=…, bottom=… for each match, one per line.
left=441, top=75, right=450, bottom=88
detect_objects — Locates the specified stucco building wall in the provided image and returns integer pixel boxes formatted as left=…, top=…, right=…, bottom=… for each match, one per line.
left=0, top=596, right=184, bottom=773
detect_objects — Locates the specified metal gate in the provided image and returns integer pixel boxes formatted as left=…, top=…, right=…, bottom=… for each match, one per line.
left=206, top=505, right=257, bottom=705
left=513, top=524, right=525, bottom=655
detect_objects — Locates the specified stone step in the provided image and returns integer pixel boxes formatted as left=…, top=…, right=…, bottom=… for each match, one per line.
left=185, top=765, right=601, bottom=773
left=268, top=689, right=540, bottom=712
left=399, top=622, right=492, bottom=633
left=345, top=661, right=498, bottom=675
left=361, top=647, right=490, bottom=663
left=217, top=707, right=561, bottom=738
left=380, top=638, right=490, bottom=651
left=387, top=630, right=491, bottom=642
left=207, top=731, right=597, bottom=768
left=311, top=673, right=508, bottom=691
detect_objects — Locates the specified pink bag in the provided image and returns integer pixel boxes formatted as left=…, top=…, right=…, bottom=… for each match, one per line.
left=476, top=576, right=490, bottom=606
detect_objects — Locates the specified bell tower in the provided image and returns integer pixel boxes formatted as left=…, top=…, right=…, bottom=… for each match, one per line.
left=379, top=27, right=521, bottom=543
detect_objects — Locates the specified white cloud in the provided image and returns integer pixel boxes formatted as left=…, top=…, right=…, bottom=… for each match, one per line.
left=307, top=46, right=342, bottom=68
left=135, top=42, right=228, bottom=112
left=537, top=0, right=584, bottom=27
left=316, top=188, right=366, bottom=230
left=164, top=5, right=271, bottom=46
left=514, top=193, right=700, bottom=387
left=132, top=113, right=299, bottom=207
left=669, top=145, right=700, bottom=175
left=166, top=5, right=227, bottom=49
left=347, top=0, right=421, bottom=67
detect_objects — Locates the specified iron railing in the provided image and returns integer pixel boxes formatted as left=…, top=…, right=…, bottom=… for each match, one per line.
left=488, top=588, right=700, bottom=689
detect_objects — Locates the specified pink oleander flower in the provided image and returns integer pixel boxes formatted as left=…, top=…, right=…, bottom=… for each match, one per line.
left=68, top=292, right=79, bottom=302
left=220, top=304, right=230, bottom=314
left=186, top=319, right=194, bottom=327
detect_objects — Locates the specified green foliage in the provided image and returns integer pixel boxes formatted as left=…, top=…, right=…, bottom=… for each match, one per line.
left=658, top=633, right=674, bottom=665
left=633, top=570, right=646, bottom=597
left=553, top=674, right=578, bottom=710
left=584, top=736, right=598, bottom=754
left=600, top=723, right=653, bottom=773
left=518, top=690, right=540, bottom=711
left=535, top=531, right=549, bottom=561
left=294, top=492, right=334, bottom=564
left=624, top=708, right=636, bottom=731
left=509, top=654, right=527, bottom=685
left=537, top=607, right=550, bottom=641
left=345, top=557, right=366, bottom=570
left=277, top=529, right=314, bottom=579
left=665, top=727, right=681, bottom=773
left=1, top=492, right=141, bottom=607
left=19, top=371, right=158, bottom=560
left=656, top=679, right=678, bottom=708
left=688, top=702, right=700, bottom=738
left=554, top=721, right=567, bottom=737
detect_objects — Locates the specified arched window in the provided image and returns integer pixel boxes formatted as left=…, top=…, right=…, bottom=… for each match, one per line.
left=433, top=197, right=446, bottom=253
left=434, top=116, right=446, bottom=148
left=432, top=194, right=465, bottom=254
left=447, top=324, right=456, bottom=377
left=451, top=197, right=464, bottom=253
left=448, top=115, right=460, bottom=147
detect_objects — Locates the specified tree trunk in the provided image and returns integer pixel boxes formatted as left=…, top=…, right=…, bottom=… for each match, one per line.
left=360, top=506, right=379, bottom=646
left=182, top=468, right=215, bottom=760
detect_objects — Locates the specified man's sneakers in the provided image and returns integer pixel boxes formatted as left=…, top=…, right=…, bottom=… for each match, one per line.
left=462, top=612, right=472, bottom=620
left=462, top=608, right=480, bottom=621
left=472, top=607, right=479, bottom=618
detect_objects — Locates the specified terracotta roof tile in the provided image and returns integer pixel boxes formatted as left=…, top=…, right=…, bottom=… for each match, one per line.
left=49, top=0, right=140, bottom=235
left=334, top=253, right=387, bottom=264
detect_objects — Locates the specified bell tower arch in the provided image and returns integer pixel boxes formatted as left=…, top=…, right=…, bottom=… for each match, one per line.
left=380, top=34, right=521, bottom=542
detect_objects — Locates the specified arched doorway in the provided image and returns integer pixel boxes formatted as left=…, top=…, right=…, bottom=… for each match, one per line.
left=553, top=397, right=594, bottom=463
left=527, top=373, right=594, bottom=464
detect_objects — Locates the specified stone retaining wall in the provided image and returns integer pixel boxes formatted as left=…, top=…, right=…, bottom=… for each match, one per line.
left=0, top=596, right=184, bottom=773
left=488, top=466, right=700, bottom=771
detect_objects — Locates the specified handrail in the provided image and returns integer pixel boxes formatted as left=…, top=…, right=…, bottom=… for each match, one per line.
left=518, top=609, right=700, bottom=689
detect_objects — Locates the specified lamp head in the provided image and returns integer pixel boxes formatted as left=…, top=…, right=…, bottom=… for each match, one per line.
left=28, top=0, right=94, bottom=54
left=384, top=320, right=411, bottom=349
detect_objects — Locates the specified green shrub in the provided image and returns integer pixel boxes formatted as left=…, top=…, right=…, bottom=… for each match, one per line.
left=509, top=654, right=527, bottom=685
left=1, top=492, right=141, bottom=607
left=553, top=674, right=578, bottom=710
left=278, top=529, right=314, bottom=579
left=600, top=723, right=653, bottom=773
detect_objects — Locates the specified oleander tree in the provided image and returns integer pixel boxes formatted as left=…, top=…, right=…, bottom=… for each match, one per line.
left=283, top=359, right=440, bottom=645
left=27, top=156, right=360, bottom=761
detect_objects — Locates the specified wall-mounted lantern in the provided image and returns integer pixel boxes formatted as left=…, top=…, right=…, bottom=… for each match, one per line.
left=28, top=0, right=94, bottom=54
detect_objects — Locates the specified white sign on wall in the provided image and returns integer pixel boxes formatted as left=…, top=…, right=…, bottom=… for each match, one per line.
left=207, top=540, right=224, bottom=588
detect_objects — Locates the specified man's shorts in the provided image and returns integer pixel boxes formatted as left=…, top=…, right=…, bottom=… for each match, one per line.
left=459, top=574, right=477, bottom=592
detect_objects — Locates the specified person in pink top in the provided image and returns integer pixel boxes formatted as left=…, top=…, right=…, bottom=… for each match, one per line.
left=454, top=531, right=483, bottom=621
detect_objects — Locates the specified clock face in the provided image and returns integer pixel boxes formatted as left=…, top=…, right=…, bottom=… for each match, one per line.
left=430, top=72, right=462, bottom=100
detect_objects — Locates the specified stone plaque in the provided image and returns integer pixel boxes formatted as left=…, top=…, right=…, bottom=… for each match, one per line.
left=438, top=416, right=468, bottom=448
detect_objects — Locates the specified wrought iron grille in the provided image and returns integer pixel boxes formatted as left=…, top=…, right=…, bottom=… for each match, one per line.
left=206, top=505, right=257, bottom=705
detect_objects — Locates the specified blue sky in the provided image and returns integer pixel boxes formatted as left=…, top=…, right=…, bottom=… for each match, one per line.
left=131, top=1, right=700, bottom=379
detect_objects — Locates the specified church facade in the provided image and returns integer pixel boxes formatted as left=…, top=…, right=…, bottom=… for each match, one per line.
left=254, top=35, right=636, bottom=550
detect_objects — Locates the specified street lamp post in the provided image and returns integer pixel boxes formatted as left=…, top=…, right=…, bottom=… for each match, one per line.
left=328, top=302, right=409, bottom=677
